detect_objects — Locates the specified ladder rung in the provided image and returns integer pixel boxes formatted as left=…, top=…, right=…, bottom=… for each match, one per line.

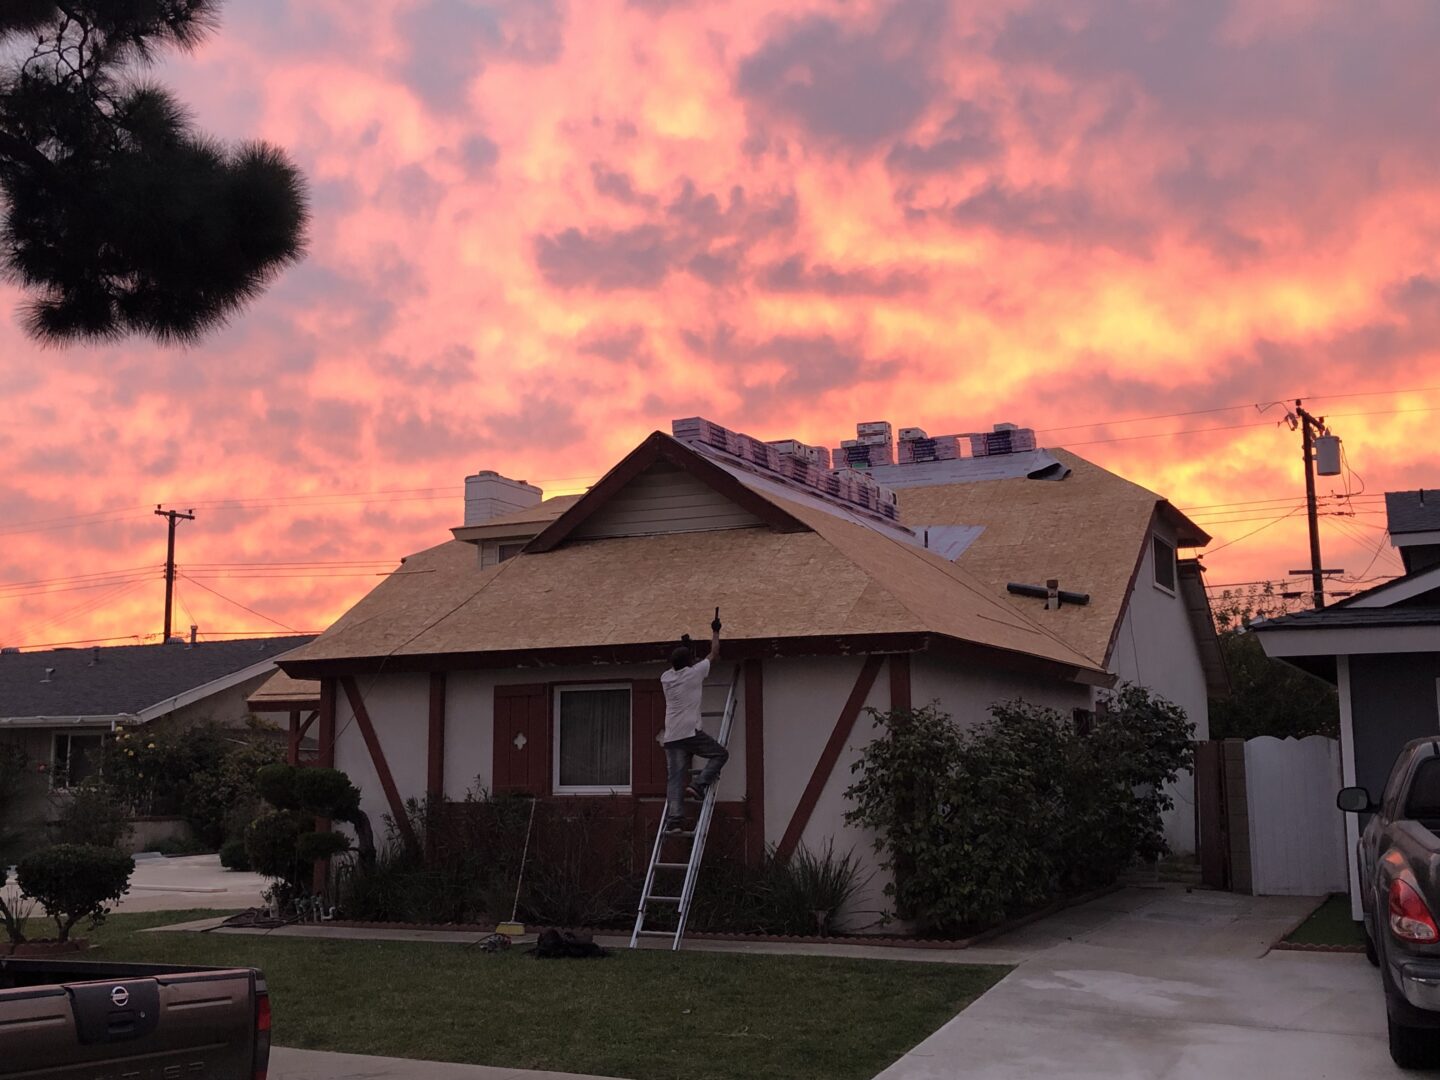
left=662, top=829, right=695, bottom=838
left=656, top=862, right=690, bottom=869
left=637, top=929, right=674, bottom=936
left=648, top=895, right=683, bottom=904
left=701, top=710, right=724, bottom=717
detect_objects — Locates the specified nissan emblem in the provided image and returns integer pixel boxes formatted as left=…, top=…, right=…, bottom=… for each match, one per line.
left=110, top=986, right=129, bottom=1008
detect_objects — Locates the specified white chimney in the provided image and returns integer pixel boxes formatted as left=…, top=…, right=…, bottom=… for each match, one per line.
left=464, top=471, right=542, bottom=526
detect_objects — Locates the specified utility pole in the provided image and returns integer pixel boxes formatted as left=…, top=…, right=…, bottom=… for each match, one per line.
left=1290, top=401, right=1342, bottom=611
left=155, top=506, right=194, bottom=642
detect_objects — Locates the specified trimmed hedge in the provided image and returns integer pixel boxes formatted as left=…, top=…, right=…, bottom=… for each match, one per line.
left=17, top=844, right=134, bottom=942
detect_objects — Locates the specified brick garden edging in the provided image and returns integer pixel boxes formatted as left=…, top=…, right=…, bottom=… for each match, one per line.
left=320, top=882, right=1122, bottom=951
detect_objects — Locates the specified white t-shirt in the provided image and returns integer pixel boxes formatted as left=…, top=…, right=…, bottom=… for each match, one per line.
left=659, top=658, right=710, bottom=744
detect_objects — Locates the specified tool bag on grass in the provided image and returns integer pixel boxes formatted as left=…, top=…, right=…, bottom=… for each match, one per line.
left=531, top=929, right=610, bottom=959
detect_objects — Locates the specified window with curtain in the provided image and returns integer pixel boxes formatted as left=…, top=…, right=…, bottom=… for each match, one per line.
left=554, top=685, right=631, bottom=792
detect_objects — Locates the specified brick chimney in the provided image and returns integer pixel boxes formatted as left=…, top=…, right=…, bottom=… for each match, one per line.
left=464, top=471, right=542, bottom=526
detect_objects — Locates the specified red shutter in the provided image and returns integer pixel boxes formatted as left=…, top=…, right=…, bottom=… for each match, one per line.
left=631, top=679, right=668, bottom=797
left=493, top=683, right=550, bottom=795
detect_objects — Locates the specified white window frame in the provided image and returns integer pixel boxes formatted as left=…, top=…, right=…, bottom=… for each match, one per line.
left=552, top=683, right=632, bottom=795
left=50, top=731, right=105, bottom=791
left=1152, top=534, right=1177, bottom=596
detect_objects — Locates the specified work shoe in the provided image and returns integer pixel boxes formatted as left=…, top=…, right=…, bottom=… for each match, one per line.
left=685, top=784, right=705, bottom=801
left=663, top=817, right=688, bottom=833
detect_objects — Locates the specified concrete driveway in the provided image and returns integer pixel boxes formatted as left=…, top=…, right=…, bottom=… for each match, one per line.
left=876, top=886, right=1397, bottom=1079
left=116, top=852, right=265, bottom=912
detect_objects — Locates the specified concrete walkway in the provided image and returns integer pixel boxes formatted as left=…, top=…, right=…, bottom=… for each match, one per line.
left=118, top=853, right=265, bottom=913
left=874, top=887, right=1398, bottom=1079
left=272, top=1048, right=621, bottom=1080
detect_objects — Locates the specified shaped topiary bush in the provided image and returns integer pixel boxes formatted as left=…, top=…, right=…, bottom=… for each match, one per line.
left=17, top=845, right=134, bottom=942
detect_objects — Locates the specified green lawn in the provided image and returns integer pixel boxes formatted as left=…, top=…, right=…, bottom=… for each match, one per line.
left=86, top=911, right=1008, bottom=1080
left=1285, top=894, right=1367, bottom=948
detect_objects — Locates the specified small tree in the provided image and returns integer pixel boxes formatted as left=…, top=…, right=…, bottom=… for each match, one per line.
left=17, top=844, right=134, bottom=942
left=51, top=780, right=132, bottom=849
left=245, top=765, right=368, bottom=905
left=1209, top=587, right=1339, bottom=739
left=0, top=1, right=309, bottom=345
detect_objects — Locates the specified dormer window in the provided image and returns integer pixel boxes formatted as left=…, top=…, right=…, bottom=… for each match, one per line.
left=498, top=543, right=525, bottom=562
left=1153, top=535, right=1177, bottom=594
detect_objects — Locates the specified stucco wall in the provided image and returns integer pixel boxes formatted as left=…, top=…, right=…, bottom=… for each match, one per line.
left=328, top=651, right=1089, bottom=930
left=1108, top=519, right=1212, bottom=855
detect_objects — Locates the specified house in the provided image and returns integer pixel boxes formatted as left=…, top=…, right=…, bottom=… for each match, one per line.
left=0, top=635, right=314, bottom=844
left=275, top=419, right=1223, bottom=924
left=1253, top=488, right=1440, bottom=917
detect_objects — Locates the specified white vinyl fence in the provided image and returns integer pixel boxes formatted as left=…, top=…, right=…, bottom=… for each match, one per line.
left=1243, top=735, right=1348, bottom=896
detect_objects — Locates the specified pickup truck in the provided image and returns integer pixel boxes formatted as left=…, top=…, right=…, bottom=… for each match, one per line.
left=1339, top=736, right=1440, bottom=1069
left=0, top=957, right=270, bottom=1078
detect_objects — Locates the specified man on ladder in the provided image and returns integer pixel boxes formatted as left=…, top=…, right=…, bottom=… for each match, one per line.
left=660, top=609, right=728, bottom=832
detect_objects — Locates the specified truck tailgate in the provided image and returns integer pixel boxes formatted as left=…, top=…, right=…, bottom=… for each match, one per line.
left=0, top=968, right=262, bottom=1079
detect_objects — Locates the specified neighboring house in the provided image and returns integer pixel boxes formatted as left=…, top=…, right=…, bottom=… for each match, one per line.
left=0, top=635, right=314, bottom=836
left=1254, top=488, right=1440, bottom=917
left=277, top=419, right=1224, bottom=923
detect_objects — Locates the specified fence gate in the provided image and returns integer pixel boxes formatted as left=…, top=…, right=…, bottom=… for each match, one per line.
left=1194, top=740, right=1252, bottom=894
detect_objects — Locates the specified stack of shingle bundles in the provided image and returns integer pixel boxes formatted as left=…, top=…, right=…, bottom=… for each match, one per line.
left=968, top=424, right=1037, bottom=457
left=898, top=434, right=961, bottom=464
left=768, top=439, right=830, bottom=469
left=672, top=417, right=740, bottom=454
left=735, top=432, right=782, bottom=471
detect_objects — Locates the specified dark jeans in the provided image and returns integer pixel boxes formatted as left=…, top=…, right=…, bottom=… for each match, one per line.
left=663, top=731, right=728, bottom=821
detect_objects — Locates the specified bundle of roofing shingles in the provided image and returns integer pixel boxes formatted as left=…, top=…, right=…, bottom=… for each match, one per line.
left=672, top=417, right=899, bottom=521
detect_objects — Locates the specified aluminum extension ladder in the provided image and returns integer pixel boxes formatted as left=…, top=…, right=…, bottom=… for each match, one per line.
left=629, top=664, right=740, bottom=950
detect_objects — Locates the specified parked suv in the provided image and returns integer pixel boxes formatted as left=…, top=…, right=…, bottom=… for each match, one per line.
left=1339, top=736, right=1440, bottom=1068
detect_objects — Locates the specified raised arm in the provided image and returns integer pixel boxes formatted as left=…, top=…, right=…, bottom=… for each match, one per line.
left=709, top=608, right=721, bottom=663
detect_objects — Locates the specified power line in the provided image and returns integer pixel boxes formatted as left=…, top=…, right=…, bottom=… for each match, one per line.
left=176, top=574, right=301, bottom=633
left=1198, top=506, right=1306, bottom=555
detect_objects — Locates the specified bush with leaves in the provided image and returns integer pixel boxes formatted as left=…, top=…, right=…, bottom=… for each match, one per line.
left=0, top=741, right=35, bottom=863
left=17, top=844, right=134, bottom=942
left=846, top=688, right=1194, bottom=935
left=51, top=780, right=131, bottom=849
left=243, top=765, right=370, bottom=904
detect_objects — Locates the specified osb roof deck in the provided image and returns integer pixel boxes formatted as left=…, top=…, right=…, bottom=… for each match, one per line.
left=898, top=449, right=1183, bottom=666
left=282, top=438, right=1105, bottom=681
left=246, top=669, right=322, bottom=712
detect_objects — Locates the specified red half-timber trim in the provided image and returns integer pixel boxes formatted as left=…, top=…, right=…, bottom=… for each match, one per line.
left=743, top=658, right=765, bottom=865
left=341, top=677, right=420, bottom=852
left=775, top=654, right=884, bottom=861
left=889, top=652, right=911, bottom=711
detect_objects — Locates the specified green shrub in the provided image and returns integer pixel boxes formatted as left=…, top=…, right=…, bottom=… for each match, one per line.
left=244, top=809, right=309, bottom=892
left=845, top=688, right=1194, bottom=935
left=296, top=830, right=350, bottom=863
left=219, top=838, right=250, bottom=871
left=17, top=844, right=135, bottom=942
left=181, top=734, right=283, bottom=848
left=294, top=768, right=362, bottom=821
left=143, top=834, right=208, bottom=857
left=51, top=780, right=132, bottom=849
left=255, top=763, right=301, bottom=811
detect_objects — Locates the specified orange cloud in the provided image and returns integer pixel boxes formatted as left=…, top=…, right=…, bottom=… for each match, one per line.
left=2, top=0, right=1435, bottom=647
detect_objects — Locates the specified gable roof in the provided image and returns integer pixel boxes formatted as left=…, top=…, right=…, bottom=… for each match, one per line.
left=0, top=636, right=314, bottom=722
left=281, top=437, right=1106, bottom=682
left=894, top=449, right=1208, bottom=666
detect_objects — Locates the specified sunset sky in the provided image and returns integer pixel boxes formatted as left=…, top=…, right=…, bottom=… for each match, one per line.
left=3, top=0, right=1438, bottom=649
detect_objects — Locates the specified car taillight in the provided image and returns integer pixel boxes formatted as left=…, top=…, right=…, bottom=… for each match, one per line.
left=254, top=991, right=272, bottom=1080
left=1389, top=879, right=1439, bottom=943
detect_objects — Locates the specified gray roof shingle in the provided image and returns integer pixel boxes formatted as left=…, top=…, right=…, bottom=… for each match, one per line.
left=0, top=636, right=314, bottom=719
left=1386, top=490, right=1440, bottom=536
left=1252, top=607, right=1440, bottom=632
